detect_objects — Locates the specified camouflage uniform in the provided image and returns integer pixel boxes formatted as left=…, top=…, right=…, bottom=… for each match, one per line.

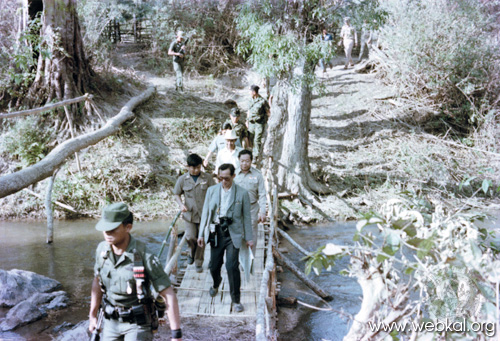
left=247, top=95, right=269, bottom=159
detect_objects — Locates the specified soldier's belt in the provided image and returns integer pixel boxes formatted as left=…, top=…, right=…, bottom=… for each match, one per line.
left=104, top=302, right=149, bottom=325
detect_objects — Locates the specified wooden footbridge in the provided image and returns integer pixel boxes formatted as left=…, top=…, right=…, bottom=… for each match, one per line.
left=175, top=224, right=267, bottom=317
left=162, top=168, right=280, bottom=340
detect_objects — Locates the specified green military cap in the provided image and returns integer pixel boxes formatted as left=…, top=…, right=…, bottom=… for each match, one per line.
left=96, top=202, right=131, bottom=231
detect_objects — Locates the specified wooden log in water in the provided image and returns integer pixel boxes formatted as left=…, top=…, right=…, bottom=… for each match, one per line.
left=0, top=87, right=156, bottom=198
left=277, top=227, right=311, bottom=257
left=273, top=248, right=333, bottom=301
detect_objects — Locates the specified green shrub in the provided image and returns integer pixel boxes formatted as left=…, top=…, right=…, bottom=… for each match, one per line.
left=379, top=0, right=500, bottom=126
left=0, top=116, right=55, bottom=166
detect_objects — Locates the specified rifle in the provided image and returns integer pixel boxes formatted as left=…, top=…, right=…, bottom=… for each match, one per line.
left=89, top=307, right=104, bottom=341
left=157, top=210, right=182, bottom=258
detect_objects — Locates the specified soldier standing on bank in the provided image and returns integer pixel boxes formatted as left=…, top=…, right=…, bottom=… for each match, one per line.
left=174, top=154, right=215, bottom=273
left=224, top=108, right=250, bottom=149
left=234, top=150, right=267, bottom=253
left=168, top=31, right=187, bottom=92
left=89, top=203, right=182, bottom=341
left=246, top=85, right=270, bottom=163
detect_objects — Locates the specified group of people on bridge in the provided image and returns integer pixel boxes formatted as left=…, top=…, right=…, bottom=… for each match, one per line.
left=88, top=77, right=271, bottom=340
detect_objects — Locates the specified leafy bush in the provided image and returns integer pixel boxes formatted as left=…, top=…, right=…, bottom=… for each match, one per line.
left=307, top=197, right=500, bottom=339
left=379, top=0, right=500, bottom=126
left=0, top=116, right=55, bottom=166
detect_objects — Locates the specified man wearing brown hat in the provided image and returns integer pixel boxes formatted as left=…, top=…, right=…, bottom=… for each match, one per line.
left=223, top=108, right=249, bottom=149
left=247, top=85, right=270, bottom=162
left=89, top=202, right=182, bottom=340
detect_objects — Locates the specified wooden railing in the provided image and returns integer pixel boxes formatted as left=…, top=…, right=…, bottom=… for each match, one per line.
left=256, top=157, right=279, bottom=340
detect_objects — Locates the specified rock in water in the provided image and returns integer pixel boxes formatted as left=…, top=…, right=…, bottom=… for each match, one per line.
left=0, top=300, right=46, bottom=331
left=0, top=269, right=68, bottom=331
left=0, top=269, right=61, bottom=307
left=56, top=320, right=90, bottom=341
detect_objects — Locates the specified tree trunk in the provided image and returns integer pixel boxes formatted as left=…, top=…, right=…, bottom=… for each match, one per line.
left=28, top=0, right=92, bottom=125
left=264, top=61, right=330, bottom=199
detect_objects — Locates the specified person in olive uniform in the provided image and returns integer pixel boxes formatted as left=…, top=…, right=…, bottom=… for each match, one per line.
left=246, top=85, right=270, bottom=161
left=168, top=31, right=187, bottom=91
left=174, top=154, right=215, bottom=273
left=234, top=150, right=267, bottom=253
left=89, top=203, right=182, bottom=341
left=223, top=108, right=249, bottom=149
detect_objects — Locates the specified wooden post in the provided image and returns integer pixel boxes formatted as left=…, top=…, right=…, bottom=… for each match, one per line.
left=63, top=105, right=82, bottom=172
left=273, top=248, right=333, bottom=301
left=166, top=222, right=178, bottom=275
left=46, top=169, right=59, bottom=244
left=164, top=235, right=187, bottom=275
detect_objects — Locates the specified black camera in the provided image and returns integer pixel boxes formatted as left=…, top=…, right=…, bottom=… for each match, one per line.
left=219, top=217, right=233, bottom=236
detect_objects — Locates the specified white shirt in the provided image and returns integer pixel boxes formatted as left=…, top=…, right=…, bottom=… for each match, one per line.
left=220, top=184, right=234, bottom=217
left=215, top=147, right=243, bottom=171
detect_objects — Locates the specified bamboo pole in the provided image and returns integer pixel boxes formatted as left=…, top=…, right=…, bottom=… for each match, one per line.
left=273, top=248, right=333, bottom=301
left=164, top=235, right=187, bottom=275
left=23, top=188, right=78, bottom=213
left=45, top=169, right=59, bottom=244
left=0, top=94, right=91, bottom=119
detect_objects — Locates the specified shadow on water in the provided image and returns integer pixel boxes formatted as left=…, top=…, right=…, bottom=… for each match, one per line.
left=277, top=222, right=363, bottom=341
left=0, top=219, right=173, bottom=340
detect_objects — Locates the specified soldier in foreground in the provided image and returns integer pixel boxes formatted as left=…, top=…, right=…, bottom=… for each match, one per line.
left=246, top=85, right=270, bottom=163
left=89, top=203, right=182, bottom=341
left=174, top=154, right=215, bottom=273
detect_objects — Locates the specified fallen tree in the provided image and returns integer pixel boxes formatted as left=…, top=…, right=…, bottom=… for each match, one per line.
left=0, top=87, right=156, bottom=199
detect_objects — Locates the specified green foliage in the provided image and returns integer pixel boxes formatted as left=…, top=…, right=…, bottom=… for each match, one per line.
left=307, top=196, right=499, bottom=338
left=379, top=0, right=500, bottom=126
left=0, top=116, right=55, bottom=167
left=459, top=168, right=499, bottom=197
left=236, top=0, right=334, bottom=81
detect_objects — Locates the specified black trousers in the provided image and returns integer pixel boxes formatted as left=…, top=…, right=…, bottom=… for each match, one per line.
left=209, top=232, right=241, bottom=304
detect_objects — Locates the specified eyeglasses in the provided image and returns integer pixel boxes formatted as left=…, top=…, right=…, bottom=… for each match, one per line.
left=219, top=176, right=232, bottom=181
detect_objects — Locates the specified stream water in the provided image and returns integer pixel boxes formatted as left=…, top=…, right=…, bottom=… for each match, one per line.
left=1, top=215, right=498, bottom=340
left=277, top=222, right=362, bottom=341
left=0, top=219, right=172, bottom=341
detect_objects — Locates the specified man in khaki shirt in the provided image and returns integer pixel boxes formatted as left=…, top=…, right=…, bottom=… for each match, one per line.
left=234, top=149, right=267, bottom=252
left=174, top=154, right=215, bottom=272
